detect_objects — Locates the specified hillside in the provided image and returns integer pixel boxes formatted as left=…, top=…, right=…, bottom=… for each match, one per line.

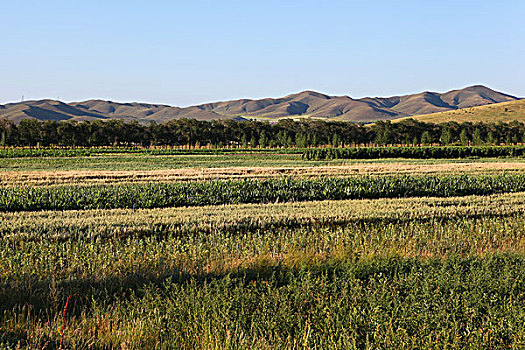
left=0, top=85, right=519, bottom=123
left=394, top=99, right=525, bottom=124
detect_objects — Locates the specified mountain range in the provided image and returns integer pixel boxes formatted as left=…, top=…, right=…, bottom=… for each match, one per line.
left=0, top=85, right=519, bottom=123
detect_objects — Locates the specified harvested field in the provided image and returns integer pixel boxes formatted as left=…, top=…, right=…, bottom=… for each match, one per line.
left=3, top=161, right=525, bottom=186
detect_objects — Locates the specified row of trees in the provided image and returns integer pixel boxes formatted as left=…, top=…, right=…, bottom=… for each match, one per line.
left=372, top=119, right=525, bottom=146
left=1, top=118, right=525, bottom=148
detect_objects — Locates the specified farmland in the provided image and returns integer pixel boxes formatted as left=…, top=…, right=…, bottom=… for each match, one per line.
left=302, top=145, right=525, bottom=161
left=3, top=148, right=525, bottom=348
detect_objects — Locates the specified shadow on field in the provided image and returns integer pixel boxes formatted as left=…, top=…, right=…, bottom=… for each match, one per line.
left=0, top=254, right=400, bottom=318
left=2, top=253, right=524, bottom=349
left=2, top=211, right=523, bottom=318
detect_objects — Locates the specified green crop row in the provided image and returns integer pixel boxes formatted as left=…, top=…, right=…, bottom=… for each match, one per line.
left=0, top=147, right=307, bottom=158
left=303, top=145, right=525, bottom=160
left=2, top=174, right=525, bottom=212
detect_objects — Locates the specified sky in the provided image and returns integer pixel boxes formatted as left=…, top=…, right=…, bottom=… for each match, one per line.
left=1, top=0, right=524, bottom=106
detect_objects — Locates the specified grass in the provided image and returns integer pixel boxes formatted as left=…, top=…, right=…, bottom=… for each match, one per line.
left=2, top=191, right=524, bottom=243
left=395, top=99, right=525, bottom=123
left=3, top=193, right=525, bottom=348
left=4, top=149, right=525, bottom=348
left=2, top=152, right=525, bottom=174
left=6, top=255, right=525, bottom=349
left=0, top=154, right=310, bottom=172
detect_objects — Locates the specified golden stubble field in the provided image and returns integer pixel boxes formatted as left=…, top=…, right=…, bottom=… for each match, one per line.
left=3, top=160, right=525, bottom=186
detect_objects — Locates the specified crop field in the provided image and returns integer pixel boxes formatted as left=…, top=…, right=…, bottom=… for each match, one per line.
left=303, top=146, right=525, bottom=161
left=3, top=148, right=525, bottom=349
left=3, top=160, right=525, bottom=187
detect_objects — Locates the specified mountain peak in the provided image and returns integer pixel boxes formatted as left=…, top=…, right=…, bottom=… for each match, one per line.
left=464, top=84, right=491, bottom=90
left=288, top=91, right=331, bottom=99
left=0, top=86, right=519, bottom=123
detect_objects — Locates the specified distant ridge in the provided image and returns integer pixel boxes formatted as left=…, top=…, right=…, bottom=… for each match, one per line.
left=0, top=85, right=519, bottom=123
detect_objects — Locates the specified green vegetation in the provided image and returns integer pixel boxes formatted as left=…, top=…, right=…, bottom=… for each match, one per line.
left=3, top=174, right=525, bottom=211
left=5, top=145, right=525, bottom=348
left=3, top=115, right=525, bottom=149
left=5, top=152, right=525, bottom=174
left=0, top=147, right=306, bottom=158
left=0, top=153, right=314, bottom=172
left=3, top=193, right=525, bottom=348
left=303, top=145, right=525, bottom=160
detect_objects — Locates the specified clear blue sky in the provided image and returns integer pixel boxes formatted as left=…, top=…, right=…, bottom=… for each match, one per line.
left=1, top=0, right=523, bottom=106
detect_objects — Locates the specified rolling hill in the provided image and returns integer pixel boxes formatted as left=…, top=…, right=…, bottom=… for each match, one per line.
left=0, top=85, right=519, bottom=123
left=394, top=99, right=525, bottom=124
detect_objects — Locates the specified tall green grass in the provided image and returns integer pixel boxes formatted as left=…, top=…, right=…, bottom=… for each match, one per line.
left=2, top=174, right=525, bottom=211
left=3, top=193, right=525, bottom=348
left=4, top=255, right=525, bottom=349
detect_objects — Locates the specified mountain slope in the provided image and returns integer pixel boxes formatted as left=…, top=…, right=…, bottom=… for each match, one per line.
left=0, top=85, right=519, bottom=123
left=394, top=99, right=525, bottom=124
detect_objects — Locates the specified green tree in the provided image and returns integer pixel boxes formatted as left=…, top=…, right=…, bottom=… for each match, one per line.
left=250, top=135, right=257, bottom=148
left=259, top=131, right=268, bottom=148
left=486, top=132, right=496, bottom=145
left=375, top=131, right=387, bottom=146
left=472, top=129, right=483, bottom=146
left=373, top=121, right=392, bottom=146
left=440, top=128, right=451, bottom=145
left=276, top=130, right=288, bottom=147
left=295, top=133, right=307, bottom=148
left=311, top=134, right=319, bottom=147
left=241, top=134, right=248, bottom=148
left=332, top=133, right=340, bottom=148
left=460, top=129, right=469, bottom=146
left=421, top=131, right=432, bottom=146
left=286, top=135, right=293, bottom=148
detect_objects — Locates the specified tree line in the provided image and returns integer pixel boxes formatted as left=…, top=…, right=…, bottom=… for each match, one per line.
left=1, top=118, right=525, bottom=148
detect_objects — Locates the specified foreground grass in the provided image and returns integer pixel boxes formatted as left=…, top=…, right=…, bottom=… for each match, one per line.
left=3, top=193, right=525, bottom=348
left=4, top=153, right=525, bottom=348
left=4, top=256, right=525, bottom=349
left=2, top=194, right=525, bottom=289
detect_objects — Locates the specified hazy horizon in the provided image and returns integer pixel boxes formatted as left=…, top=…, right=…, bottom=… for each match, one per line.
left=1, top=0, right=523, bottom=106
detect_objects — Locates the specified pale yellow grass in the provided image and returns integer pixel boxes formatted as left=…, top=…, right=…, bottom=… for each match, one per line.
left=394, top=99, right=525, bottom=124
left=3, top=161, right=525, bottom=186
